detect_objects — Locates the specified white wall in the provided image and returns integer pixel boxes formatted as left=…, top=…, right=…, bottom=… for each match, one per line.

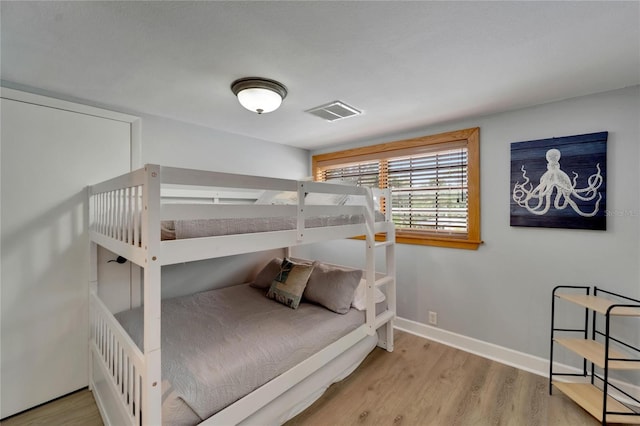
left=300, top=86, right=640, bottom=362
left=139, top=114, right=308, bottom=179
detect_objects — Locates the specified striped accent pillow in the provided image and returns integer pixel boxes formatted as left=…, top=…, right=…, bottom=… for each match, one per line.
left=266, top=258, right=315, bottom=309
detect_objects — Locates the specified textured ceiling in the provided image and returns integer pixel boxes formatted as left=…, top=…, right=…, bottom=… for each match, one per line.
left=1, top=1, right=639, bottom=150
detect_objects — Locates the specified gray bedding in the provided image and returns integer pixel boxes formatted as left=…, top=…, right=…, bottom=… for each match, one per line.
left=114, top=284, right=366, bottom=425
left=161, top=211, right=385, bottom=240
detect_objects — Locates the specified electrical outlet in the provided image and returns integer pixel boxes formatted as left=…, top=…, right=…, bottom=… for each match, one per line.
left=428, top=311, right=437, bottom=325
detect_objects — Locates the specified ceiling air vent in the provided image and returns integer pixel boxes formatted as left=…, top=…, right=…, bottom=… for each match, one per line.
left=305, top=101, right=361, bottom=122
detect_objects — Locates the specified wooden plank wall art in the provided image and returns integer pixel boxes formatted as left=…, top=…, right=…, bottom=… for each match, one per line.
left=510, top=132, right=607, bottom=230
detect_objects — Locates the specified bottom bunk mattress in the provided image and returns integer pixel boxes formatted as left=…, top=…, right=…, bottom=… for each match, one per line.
left=114, top=284, right=369, bottom=425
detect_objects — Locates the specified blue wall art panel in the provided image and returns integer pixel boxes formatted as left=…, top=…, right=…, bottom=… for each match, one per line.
left=510, top=131, right=607, bottom=230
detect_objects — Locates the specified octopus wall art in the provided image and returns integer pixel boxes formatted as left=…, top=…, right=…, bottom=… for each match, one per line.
left=510, top=132, right=607, bottom=230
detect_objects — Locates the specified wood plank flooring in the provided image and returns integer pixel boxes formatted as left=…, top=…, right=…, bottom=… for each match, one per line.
left=1, top=331, right=601, bottom=426
left=0, top=388, right=103, bottom=426
left=287, top=331, right=599, bottom=426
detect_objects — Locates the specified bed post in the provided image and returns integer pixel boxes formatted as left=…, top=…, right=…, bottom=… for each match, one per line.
left=383, top=224, right=396, bottom=351
left=88, top=240, right=98, bottom=391
left=371, top=188, right=395, bottom=352
left=141, top=164, right=162, bottom=426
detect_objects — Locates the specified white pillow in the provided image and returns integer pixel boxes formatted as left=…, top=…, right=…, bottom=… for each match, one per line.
left=351, top=278, right=387, bottom=310
left=326, top=176, right=359, bottom=185
left=305, top=191, right=348, bottom=205
left=255, top=190, right=298, bottom=205
left=343, top=195, right=367, bottom=206
left=341, top=189, right=381, bottom=210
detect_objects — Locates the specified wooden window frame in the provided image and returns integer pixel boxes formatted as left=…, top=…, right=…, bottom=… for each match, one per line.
left=313, top=127, right=481, bottom=250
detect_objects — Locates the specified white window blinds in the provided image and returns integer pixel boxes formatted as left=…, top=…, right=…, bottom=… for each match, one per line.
left=388, top=148, right=468, bottom=234
left=320, top=161, right=380, bottom=187
left=317, top=146, right=468, bottom=235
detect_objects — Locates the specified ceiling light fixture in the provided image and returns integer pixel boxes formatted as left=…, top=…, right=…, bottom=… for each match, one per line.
left=231, top=77, right=288, bottom=114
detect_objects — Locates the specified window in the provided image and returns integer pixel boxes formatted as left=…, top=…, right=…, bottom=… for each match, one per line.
left=313, top=127, right=481, bottom=250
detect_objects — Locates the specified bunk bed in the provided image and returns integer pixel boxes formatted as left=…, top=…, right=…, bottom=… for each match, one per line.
left=88, top=164, right=396, bottom=426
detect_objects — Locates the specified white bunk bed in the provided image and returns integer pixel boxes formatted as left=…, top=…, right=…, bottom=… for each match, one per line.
left=88, top=164, right=396, bottom=426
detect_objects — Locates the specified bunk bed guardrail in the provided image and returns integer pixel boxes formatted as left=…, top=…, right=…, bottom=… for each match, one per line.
left=88, top=165, right=390, bottom=267
left=90, top=288, right=144, bottom=425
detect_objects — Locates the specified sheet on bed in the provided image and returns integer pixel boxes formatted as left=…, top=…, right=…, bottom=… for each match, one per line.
left=160, top=211, right=385, bottom=240
left=114, top=284, right=366, bottom=424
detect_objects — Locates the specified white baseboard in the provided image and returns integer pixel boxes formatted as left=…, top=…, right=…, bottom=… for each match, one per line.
left=394, top=317, right=550, bottom=376
left=394, top=317, right=640, bottom=405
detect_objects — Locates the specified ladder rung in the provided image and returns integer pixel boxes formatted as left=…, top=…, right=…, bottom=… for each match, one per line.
left=374, top=310, right=395, bottom=328
left=375, top=276, right=394, bottom=288
left=375, top=240, right=393, bottom=248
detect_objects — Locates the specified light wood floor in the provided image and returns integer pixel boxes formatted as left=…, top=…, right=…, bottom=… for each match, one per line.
left=287, top=331, right=601, bottom=426
left=1, top=331, right=602, bottom=426
left=0, top=388, right=103, bottom=426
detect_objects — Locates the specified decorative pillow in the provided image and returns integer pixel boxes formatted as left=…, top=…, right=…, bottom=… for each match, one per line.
left=250, top=257, right=283, bottom=289
left=303, top=263, right=362, bottom=314
left=266, top=258, right=315, bottom=309
left=352, top=278, right=387, bottom=311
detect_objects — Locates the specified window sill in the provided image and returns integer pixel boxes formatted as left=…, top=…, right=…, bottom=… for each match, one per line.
left=352, top=233, right=482, bottom=250
left=396, top=234, right=482, bottom=250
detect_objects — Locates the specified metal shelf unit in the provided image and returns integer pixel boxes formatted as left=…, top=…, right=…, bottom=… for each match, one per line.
left=550, top=286, right=640, bottom=425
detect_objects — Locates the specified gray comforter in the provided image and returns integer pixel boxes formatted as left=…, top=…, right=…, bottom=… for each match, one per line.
left=115, top=284, right=365, bottom=424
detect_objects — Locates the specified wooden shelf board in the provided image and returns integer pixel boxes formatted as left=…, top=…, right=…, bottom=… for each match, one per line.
left=553, top=382, right=640, bottom=424
left=554, top=338, right=640, bottom=370
left=556, top=293, right=640, bottom=316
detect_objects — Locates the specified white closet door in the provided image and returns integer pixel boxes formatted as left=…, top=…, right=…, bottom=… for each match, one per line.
left=0, top=93, right=133, bottom=418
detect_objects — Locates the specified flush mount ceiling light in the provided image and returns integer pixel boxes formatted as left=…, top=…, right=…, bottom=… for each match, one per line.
left=231, top=77, right=288, bottom=114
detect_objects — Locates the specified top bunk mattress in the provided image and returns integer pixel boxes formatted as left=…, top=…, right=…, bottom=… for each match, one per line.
left=114, top=284, right=367, bottom=424
left=161, top=211, right=385, bottom=240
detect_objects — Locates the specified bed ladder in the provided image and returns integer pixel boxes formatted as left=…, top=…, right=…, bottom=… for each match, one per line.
left=367, top=223, right=396, bottom=352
